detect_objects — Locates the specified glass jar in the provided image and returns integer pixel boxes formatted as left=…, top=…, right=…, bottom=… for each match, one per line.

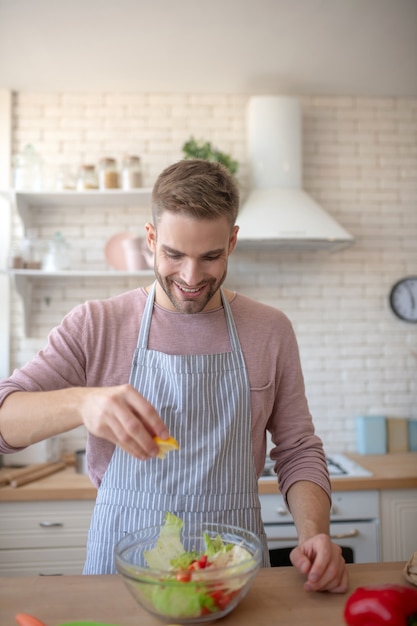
left=22, top=228, right=43, bottom=269
left=121, top=155, right=142, bottom=189
left=56, top=164, right=76, bottom=190
left=13, top=144, right=43, bottom=190
left=98, top=157, right=119, bottom=189
left=42, top=231, right=71, bottom=271
left=77, top=165, right=98, bottom=190
left=7, top=245, right=24, bottom=269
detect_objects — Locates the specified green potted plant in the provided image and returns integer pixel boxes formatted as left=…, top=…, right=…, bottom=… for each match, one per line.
left=181, top=137, right=238, bottom=175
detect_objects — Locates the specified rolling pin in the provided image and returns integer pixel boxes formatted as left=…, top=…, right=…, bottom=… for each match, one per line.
left=10, top=461, right=67, bottom=487
left=0, top=462, right=52, bottom=487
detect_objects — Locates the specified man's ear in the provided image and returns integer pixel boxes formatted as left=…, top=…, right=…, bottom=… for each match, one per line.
left=145, top=222, right=156, bottom=252
left=228, top=225, right=239, bottom=254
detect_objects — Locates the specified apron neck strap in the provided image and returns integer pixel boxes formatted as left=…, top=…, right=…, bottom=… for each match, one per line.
left=137, top=281, right=240, bottom=352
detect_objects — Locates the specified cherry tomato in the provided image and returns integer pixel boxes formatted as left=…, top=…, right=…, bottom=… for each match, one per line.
left=175, top=569, right=192, bottom=582
left=210, top=589, right=233, bottom=609
left=188, top=554, right=210, bottom=570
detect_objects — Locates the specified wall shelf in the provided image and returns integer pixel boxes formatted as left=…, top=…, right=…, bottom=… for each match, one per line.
left=10, top=269, right=154, bottom=336
left=3, top=188, right=154, bottom=336
left=9, top=188, right=153, bottom=230
left=9, top=269, right=154, bottom=278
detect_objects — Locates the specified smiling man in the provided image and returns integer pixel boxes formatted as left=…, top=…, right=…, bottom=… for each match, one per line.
left=147, top=166, right=238, bottom=315
left=148, top=212, right=234, bottom=314
left=0, top=159, right=347, bottom=592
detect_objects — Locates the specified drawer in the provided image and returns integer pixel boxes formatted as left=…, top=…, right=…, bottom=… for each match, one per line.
left=260, top=490, right=380, bottom=524
left=0, top=500, right=95, bottom=549
left=0, top=546, right=88, bottom=577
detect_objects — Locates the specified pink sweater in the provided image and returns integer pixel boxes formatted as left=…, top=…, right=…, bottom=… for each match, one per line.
left=0, top=288, right=330, bottom=502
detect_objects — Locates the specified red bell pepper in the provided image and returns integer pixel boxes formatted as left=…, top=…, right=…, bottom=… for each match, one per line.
left=344, top=584, right=417, bottom=626
left=15, top=615, right=47, bottom=626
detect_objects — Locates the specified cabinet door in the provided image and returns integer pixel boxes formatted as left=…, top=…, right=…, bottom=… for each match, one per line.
left=380, top=489, right=417, bottom=561
left=0, top=500, right=95, bottom=549
left=0, top=500, right=95, bottom=577
left=0, top=546, right=89, bottom=577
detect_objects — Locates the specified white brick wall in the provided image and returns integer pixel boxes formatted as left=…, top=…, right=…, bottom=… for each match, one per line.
left=7, top=92, right=417, bottom=453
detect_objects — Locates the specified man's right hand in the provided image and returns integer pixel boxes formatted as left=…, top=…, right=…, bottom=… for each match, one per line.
left=79, top=383, right=170, bottom=459
left=0, top=384, right=169, bottom=459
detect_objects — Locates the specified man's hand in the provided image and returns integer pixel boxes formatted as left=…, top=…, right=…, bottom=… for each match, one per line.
left=286, top=480, right=349, bottom=593
left=290, top=533, right=348, bottom=593
left=79, top=384, right=170, bottom=460
left=0, top=385, right=170, bottom=458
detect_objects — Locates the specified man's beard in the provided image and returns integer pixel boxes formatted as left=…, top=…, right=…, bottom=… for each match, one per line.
left=154, top=268, right=227, bottom=314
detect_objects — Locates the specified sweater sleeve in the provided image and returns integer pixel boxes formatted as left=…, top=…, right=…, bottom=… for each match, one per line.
left=0, top=291, right=139, bottom=457
left=0, top=304, right=89, bottom=407
left=0, top=304, right=90, bottom=453
left=267, top=318, right=331, bottom=505
left=231, top=293, right=331, bottom=506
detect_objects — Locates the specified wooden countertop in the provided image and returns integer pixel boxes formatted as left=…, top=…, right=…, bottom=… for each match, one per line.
left=259, top=451, right=417, bottom=494
left=0, top=562, right=411, bottom=626
left=0, top=452, right=416, bottom=502
left=0, top=465, right=97, bottom=502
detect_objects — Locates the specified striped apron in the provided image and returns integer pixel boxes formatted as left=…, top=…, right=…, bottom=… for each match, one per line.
left=83, top=282, right=269, bottom=574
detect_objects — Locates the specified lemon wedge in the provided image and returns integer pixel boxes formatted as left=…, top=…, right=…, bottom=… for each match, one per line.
left=153, top=436, right=179, bottom=459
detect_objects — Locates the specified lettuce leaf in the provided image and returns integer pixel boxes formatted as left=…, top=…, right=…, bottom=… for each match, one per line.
left=144, top=512, right=186, bottom=569
left=170, top=550, right=199, bottom=570
left=203, top=531, right=233, bottom=558
left=151, top=583, right=216, bottom=618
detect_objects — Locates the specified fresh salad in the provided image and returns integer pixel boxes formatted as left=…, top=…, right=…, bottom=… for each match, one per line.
left=129, top=513, right=257, bottom=619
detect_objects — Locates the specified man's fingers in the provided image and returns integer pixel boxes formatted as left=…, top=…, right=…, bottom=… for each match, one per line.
left=120, top=384, right=170, bottom=439
left=80, top=384, right=169, bottom=458
left=290, top=537, right=348, bottom=594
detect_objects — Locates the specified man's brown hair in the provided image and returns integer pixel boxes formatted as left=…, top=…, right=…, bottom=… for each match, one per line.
left=151, top=159, right=239, bottom=228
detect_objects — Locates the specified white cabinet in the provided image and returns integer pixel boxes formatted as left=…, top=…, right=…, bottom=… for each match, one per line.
left=260, top=491, right=381, bottom=564
left=2, top=189, right=154, bottom=336
left=380, top=489, right=417, bottom=561
left=0, top=500, right=95, bottom=576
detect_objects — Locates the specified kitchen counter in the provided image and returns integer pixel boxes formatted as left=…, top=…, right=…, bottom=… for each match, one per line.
left=0, top=452, right=415, bottom=501
left=0, top=562, right=411, bottom=626
left=259, top=451, right=417, bottom=494
left=0, top=465, right=96, bottom=501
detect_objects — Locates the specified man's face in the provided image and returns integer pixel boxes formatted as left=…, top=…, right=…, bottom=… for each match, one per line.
left=145, top=211, right=238, bottom=313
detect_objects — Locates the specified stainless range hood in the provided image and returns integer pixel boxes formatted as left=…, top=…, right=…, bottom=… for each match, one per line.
left=237, top=96, right=354, bottom=251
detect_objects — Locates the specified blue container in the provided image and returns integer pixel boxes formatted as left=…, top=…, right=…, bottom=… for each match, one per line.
left=408, top=419, right=417, bottom=452
left=356, top=415, right=387, bottom=454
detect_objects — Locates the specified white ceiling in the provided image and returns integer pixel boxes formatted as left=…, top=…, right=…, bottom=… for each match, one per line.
left=1, top=0, right=416, bottom=97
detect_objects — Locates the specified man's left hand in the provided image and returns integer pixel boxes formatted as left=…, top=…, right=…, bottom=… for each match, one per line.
left=290, top=533, right=348, bottom=593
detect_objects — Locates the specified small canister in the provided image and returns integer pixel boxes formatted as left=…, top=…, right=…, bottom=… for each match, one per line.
left=75, top=449, right=88, bottom=474
left=121, top=155, right=142, bottom=189
left=7, top=245, right=24, bottom=269
left=356, top=415, right=387, bottom=454
left=77, top=164, right=98, bottom=190
left=22, top=228, right=43, bottom=269
left=409, top=419, right=417, bottom=451
left=98, top=157, right=119, bottom=189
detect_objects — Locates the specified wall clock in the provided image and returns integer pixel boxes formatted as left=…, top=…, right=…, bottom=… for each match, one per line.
left=389, top=276, right=417, bottom=323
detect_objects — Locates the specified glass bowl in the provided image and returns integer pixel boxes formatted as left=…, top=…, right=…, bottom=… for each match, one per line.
left=114, top=521, right=262, bottom=624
